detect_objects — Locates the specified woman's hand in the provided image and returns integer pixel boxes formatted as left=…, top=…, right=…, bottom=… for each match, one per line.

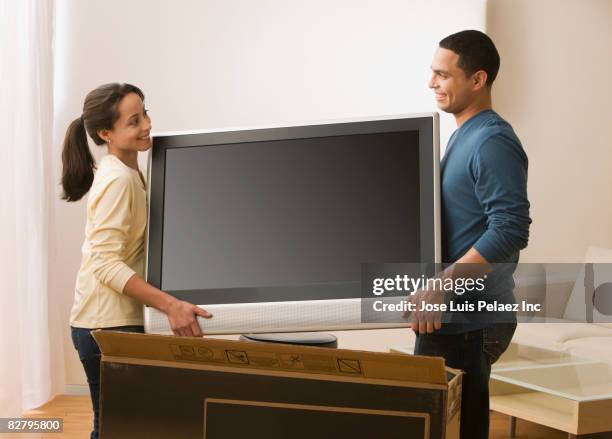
left=122, top=274, right=213, bottom=337
left=165, top=299, right=212, bottom=337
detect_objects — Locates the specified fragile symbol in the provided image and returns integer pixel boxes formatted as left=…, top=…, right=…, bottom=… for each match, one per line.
left=197, top=347, right=214, bottom=359
left=337, top=358, right=362, bottom=374
left=226, top=350, right=249, bottom=364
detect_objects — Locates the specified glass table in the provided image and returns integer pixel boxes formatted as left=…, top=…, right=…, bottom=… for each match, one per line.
left=490, top=343, right=612, bottom=438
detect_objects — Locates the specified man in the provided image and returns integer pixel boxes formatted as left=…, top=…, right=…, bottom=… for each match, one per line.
left=411, top=30, right=532, bottom=439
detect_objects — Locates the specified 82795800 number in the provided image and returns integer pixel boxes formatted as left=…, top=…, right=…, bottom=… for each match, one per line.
left=0, top=418, right=63, bottom=433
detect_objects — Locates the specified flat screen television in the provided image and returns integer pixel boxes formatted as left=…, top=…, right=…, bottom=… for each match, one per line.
left=144, top=113, right=440, bottom=334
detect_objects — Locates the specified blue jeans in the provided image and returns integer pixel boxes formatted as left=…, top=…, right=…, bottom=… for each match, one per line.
left=414, top=322, right=516, bottom=439
left=70, top=325, right=144, bottom=439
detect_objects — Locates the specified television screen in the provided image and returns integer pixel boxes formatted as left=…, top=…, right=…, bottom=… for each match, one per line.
left=145, top=114, right=439, bottom=334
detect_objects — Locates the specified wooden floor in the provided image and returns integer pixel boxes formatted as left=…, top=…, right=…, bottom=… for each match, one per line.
left=1, top=395, right=609, bottom=438
left=2, top=396, right=91, bottom=439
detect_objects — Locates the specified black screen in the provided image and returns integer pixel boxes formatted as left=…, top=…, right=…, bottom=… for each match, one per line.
left=160, top=130, right=421, bottom=298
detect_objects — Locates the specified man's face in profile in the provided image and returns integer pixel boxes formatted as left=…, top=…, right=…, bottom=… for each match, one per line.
left=428, top=47, right=476, bottom=115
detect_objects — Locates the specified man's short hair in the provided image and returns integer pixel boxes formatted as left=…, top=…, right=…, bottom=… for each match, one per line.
left=439, top=30, right=500, bottom=87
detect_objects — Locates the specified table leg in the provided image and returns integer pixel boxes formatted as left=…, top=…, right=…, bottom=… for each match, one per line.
left=509, top=416, right=517, bottom=437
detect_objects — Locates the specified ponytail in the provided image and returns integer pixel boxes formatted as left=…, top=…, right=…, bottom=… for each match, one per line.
left=61, top=116, right=95, bottom=202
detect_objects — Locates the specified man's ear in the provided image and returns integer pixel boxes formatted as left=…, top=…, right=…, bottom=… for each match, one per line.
left=472, top=70, right=488, bottom=91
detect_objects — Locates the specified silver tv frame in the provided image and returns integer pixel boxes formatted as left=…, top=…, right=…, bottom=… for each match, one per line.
left=144, top=113, right=440, bottom=335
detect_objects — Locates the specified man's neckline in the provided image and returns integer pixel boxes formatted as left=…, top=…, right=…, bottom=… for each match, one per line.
left=456, top=109, right=496, bottom=130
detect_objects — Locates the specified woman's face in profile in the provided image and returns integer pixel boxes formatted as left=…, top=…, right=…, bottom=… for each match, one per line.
left=104, top=92, right=152, bottom=152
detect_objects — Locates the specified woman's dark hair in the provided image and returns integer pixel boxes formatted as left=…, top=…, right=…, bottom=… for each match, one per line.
left=61, top=83, right=145, bottom=202
left=439, top=30, right=500, bottom=87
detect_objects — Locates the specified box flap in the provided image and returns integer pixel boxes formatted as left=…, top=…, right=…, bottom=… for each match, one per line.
left=93, top=331, right=448, bottom=385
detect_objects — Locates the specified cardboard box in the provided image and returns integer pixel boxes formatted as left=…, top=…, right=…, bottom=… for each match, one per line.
left=92, top=331, right=461, bottom=439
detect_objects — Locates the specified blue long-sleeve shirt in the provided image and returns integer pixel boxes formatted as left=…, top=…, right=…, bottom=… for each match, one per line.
left=439, top=109, right=531, bottom=332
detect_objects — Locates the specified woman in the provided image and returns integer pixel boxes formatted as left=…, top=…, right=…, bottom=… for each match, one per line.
left=61, top=83, right=212, bottom=439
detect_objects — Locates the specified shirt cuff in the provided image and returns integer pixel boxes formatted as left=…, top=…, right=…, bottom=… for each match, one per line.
left=473, top=231, right=503, bottom=263
left=109, top=265, right=137, bottom=294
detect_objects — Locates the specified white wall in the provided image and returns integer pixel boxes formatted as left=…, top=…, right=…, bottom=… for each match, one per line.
left=53, top=0, right=488, bottom=387
left=487, top=0, right=612, bottom=262
left=53, top=0, right=612, bottom=390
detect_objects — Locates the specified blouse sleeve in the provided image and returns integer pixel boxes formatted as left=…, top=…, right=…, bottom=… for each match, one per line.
left=89, top=174, right=137, bottom=293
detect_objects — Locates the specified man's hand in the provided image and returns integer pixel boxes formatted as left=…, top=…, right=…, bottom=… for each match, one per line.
left=403, top=285, right=445, bottom=334
left=166, top=299, right=213, bottom=337
left=401, top=250, right=491, bottom=334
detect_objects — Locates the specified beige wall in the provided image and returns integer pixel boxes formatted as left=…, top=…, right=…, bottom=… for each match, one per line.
left=487, top=0, right=612, bottom=262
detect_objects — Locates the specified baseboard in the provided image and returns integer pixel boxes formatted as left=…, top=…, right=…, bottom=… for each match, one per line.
left=65, top=384, right=89, bottom=396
